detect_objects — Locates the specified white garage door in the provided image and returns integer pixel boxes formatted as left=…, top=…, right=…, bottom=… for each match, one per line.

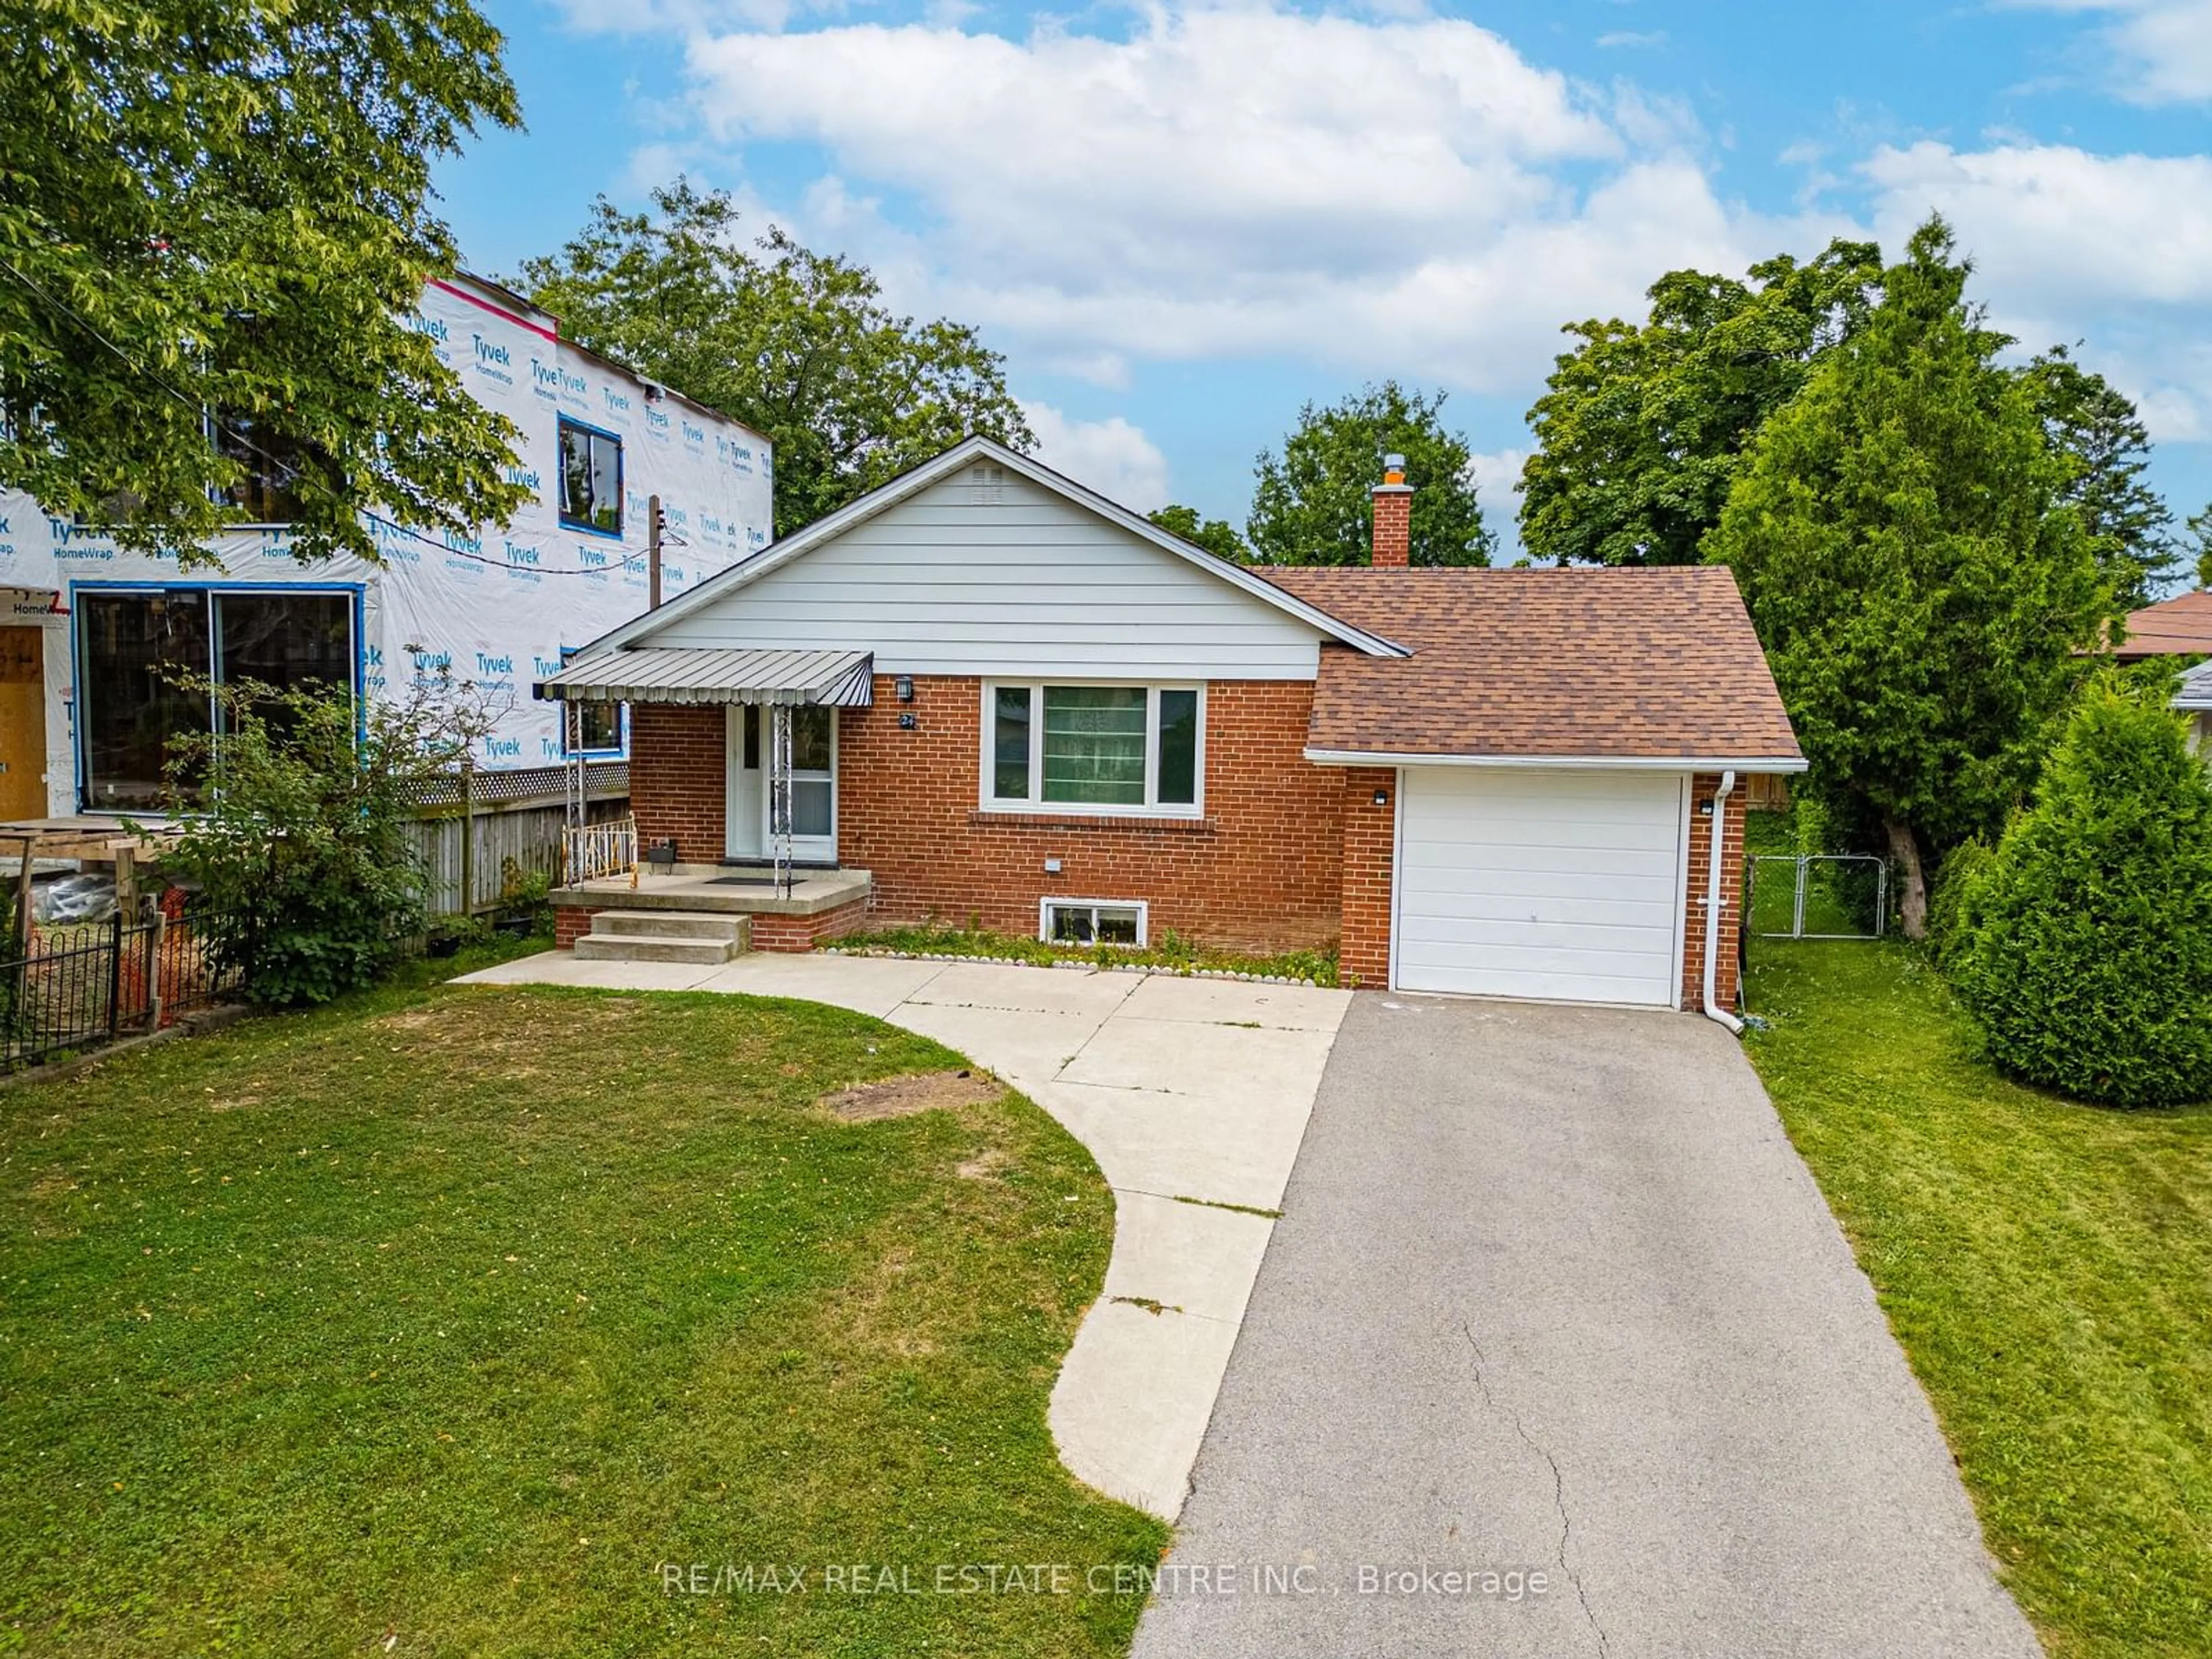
left=1395, top=768, right=1687, bottom=1006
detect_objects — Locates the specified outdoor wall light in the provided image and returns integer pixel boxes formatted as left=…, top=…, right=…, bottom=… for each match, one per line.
left=895, top=676, right=915, bottom=702
left=1372, top=788, right=1389, bottom=806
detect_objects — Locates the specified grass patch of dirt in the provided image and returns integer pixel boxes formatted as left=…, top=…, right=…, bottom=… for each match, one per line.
left=821, top=1067, right=1007, bottom=1122
left=0, top=979, right=1163, bottom=1657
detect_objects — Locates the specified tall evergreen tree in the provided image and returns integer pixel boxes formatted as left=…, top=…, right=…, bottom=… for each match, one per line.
left=2024, top=346, right=2175, bottom=609
left=1707, top=217, right=2115, bottom=936
left=1950, top=673, right=2212, bottom=1109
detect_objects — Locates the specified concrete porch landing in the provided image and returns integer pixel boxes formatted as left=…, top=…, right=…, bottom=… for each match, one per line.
left=550, top=862, right=871, bottom=918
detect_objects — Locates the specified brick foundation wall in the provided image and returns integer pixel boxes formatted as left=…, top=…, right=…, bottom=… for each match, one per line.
left=554, top=906, right=600, bottom=950
left=1338, top=767, right=1396, bottom=987
left=630, top=703, right=725, bottom=862
left=836, top=676, right=1344, bottom=956
left=751, top=896, right=872, bottom=952
left=1681, top=773, right=1748, bottom=1013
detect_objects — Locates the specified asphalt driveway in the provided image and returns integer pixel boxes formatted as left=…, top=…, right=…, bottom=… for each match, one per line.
left=1133, top=993, right=2042, bottom=1658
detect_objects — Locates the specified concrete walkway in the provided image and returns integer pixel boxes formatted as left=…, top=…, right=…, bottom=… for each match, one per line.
left=1134, top=993, right=2042, bottom=1658
left=454, top=950, right=1350, bottom=1520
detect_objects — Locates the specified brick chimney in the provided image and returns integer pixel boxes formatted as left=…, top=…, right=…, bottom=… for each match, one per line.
left=1372, top=452, right=1412, bottom=568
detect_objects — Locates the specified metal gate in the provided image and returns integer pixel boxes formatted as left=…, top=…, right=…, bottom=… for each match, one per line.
left=1748, top=855, right=1888, bottom=940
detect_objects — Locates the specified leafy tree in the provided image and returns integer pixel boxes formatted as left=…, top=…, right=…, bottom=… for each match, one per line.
left=1518, top=239, right=1884, bottom=566
left=1147, top=503, right=1248, bottom=561
left=1248, top=382, right=1491, bottom=567
left=155, top=673, right=494, bottom=1006
left=1707, top=217, right=2114, bottom=937
left=2024, top=346, right=2175, bottom=608
left=2183, top=501, right=2212, bottom=592
left=1, top=0, right=529, bottom=567
left=517, top=182, right=1032, bottom=535
left=1948, top=673, right=2212, bottom=1109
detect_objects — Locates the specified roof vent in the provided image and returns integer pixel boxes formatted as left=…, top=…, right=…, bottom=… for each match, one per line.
left=970, top=463, right=1009, bottom=504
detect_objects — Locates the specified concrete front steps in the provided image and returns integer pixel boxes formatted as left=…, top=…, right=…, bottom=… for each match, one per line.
left=570, top=910, right=751, bottom=965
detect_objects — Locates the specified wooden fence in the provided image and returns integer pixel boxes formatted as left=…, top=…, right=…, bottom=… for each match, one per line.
left=405, top=765, right=631, bottom=917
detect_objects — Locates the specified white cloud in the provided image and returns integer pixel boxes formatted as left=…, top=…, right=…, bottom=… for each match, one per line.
left=2139, top=382, right=2210, bottom=442
left=1862, top=141, right=2212, bottom=442
left=1466, top=445, right=1529, bottom=507
left=1019, top=401, right=1172, bottom=510
left=559, top=2, right=2212, bottom=489
left=1039, top=350, right=1135, bottom=391
left=675, top=6, right=1817, bottom=389
left=2005, top=1, right=2212, bottom=104
left=1862, top=142, right=2212, bottom=309
left=1467, top=445, right=1529, bottom=559
left=620, top=141, right=712, bottom=198
left=1596, top=30, right=1665, bottom=49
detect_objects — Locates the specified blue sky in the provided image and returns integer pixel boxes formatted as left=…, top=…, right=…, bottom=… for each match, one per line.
left=436, top=0, right=2212, bottom=564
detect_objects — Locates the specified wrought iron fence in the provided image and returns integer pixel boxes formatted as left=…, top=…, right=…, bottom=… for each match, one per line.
left=2, top=903, right=243, bottom=1071
left=1748, top=854, right=1889, bottom=940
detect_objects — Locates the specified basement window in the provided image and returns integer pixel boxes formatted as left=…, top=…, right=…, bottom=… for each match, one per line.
left=1041, top=899, right=1147, bottom=948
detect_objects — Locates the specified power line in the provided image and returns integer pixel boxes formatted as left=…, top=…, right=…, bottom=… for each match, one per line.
left=0, top=251, right=661, bottom=579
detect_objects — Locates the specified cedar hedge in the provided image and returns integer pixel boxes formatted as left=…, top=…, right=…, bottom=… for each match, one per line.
left=1949, top=677, right=2212, bottom=1109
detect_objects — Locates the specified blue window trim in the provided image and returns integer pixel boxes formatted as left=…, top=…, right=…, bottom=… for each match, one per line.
left=554, top=645, right=628, bottom=759
left=556, top=415, right=626, bottom=540
left=68, top=579, right=366, bottom=813
left=559, top=700, right=628, bottom=760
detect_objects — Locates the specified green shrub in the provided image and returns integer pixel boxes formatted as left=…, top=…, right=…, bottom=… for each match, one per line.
left=1926, top=837, right=1995, bottom=971
left=1950, top=677, right=2212, bottom=1108
left=496, top=858, right=552, bottom=917
left=151, top=676, right=479, bottom=1008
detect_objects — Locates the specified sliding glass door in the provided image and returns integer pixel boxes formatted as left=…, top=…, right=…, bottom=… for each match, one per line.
left=77, top=588, right=356, bottom=810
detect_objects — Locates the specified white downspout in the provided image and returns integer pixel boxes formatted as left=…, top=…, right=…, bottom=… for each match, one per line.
left=1702, top=770, right=1744, bottom=1035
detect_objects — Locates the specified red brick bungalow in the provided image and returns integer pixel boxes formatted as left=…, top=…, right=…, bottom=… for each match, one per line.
left=538, top=437, right=1803, bottom=1015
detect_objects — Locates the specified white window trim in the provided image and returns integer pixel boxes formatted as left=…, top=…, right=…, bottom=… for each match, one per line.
left=979, top=679, right=1206, bottom=819
left=1039, top=897, right=1150, bottom=948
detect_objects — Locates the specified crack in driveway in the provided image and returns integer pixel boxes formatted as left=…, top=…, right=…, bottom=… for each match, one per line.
left=1463, top=1321, right=1608, bottom=1658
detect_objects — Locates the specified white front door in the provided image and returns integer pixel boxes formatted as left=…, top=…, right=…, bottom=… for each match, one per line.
left=773, top=704, right=838, bottom=865
left=725, top=706, right=764, bottom=859
left=1394, top=767, right=1687, bottom=1006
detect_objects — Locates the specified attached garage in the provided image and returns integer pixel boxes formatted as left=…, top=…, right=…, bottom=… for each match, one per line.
left=1393, top=767, right=1688, bottom=1006
left=1260, top=562, right=1806, bottom=1014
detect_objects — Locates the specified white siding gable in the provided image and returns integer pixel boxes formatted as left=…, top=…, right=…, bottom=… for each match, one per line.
left=648, top=466, right=1328, bottom=679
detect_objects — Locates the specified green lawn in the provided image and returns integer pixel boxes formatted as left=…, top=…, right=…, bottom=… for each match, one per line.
left=0, top=975, right=1166, bottom=1656
left=1744, top=941, right=2212, bottom=1658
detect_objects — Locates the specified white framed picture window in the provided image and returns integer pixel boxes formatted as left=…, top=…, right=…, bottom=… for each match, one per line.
left=982, top=681, right=1203, bottom=817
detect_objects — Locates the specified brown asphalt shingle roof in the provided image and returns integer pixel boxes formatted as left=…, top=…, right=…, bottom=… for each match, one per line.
left=2117, top=590, right=2212, bottom=660
left=1256, top=566, right=1803, bottom=764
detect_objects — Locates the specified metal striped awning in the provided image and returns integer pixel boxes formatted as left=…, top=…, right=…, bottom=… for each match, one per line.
left=535, top=646, right=875, bottom=707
